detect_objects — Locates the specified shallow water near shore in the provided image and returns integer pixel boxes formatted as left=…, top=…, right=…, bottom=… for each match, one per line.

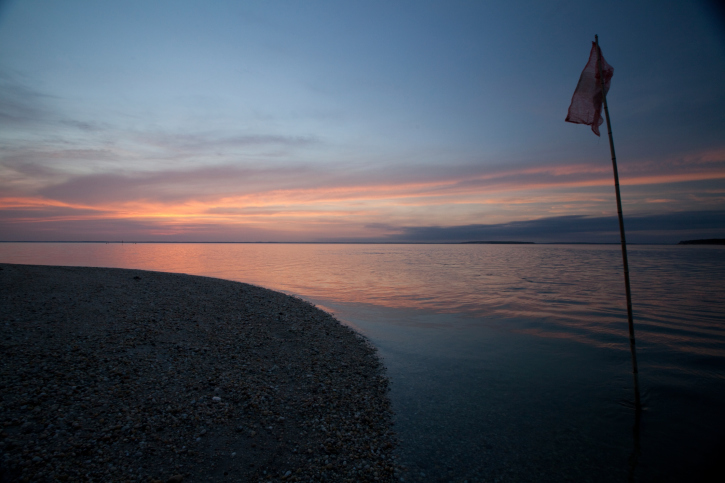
left=2, top=243, right=724, bottom=481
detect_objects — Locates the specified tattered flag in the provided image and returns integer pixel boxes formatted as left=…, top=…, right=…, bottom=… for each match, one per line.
left=565, top=42, right=613, bottom=136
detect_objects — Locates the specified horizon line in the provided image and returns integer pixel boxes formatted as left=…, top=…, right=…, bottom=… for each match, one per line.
left=0, top=240, right=679, bottom=245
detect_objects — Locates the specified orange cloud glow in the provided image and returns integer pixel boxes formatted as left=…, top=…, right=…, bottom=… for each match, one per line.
left=2, top=145, right=724, bottom=241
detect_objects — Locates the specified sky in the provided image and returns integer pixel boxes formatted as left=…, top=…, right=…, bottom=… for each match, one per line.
left=0, top=0, right=724, bottom=243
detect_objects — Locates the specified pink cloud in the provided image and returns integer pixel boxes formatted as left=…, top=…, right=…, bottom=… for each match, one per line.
left=1, top=144, right=724, bottom=241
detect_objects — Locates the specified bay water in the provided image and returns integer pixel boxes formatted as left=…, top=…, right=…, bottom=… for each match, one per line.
left=1, top=243, right=724, bottom=481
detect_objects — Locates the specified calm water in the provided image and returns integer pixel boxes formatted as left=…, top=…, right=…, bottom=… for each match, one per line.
left=2, top=243, right=724, bottom=482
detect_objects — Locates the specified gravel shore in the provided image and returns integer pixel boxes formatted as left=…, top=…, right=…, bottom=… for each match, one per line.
left=0, top=264, right=399, bottom=482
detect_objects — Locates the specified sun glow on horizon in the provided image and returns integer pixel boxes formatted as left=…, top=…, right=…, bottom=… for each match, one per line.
left=1, top=1, right=723, bottom=242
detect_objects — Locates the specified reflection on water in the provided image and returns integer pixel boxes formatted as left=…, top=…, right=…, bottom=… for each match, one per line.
left=4, top=243, right=722, bottom=357
left=2, top=243, right=724, bottom=481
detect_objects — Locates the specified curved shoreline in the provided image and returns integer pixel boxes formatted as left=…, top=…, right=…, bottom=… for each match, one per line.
left=0, top=263, right=399, bottom=482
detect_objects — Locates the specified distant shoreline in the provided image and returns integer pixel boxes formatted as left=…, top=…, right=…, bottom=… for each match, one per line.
left=460, top=241, right=535, bottom=244
left=677, top=238, right=725, bottom=245
left=0, top=240, right=680, bottom=245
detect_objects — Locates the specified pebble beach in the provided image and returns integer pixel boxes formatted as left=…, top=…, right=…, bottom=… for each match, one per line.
left=0, top=264, right=399, bottom=482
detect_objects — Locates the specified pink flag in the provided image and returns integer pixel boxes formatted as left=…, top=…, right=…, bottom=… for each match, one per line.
left=565, top=42, right=613, bottom=136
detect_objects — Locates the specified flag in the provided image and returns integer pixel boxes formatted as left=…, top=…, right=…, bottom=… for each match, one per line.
left=565, top=42, right=613, bottom=136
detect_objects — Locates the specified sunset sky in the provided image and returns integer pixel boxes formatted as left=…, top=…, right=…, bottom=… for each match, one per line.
left=1, top=0, right=724, bottom=243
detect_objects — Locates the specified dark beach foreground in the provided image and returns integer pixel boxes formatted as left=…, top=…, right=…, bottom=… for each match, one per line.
left=0, top=264, right=398, bottom=482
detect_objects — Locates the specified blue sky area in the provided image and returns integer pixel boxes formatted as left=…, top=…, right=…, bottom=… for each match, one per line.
left=1, top=0, right=724, bottom=242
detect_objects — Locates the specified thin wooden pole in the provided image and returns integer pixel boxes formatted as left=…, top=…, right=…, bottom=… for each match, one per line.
left=595, top=34, right=641, bottom=410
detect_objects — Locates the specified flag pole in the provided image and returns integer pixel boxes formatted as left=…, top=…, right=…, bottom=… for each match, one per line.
left=595, top=34, right=641, bottom=411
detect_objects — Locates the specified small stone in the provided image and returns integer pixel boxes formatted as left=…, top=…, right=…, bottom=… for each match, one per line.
left=167, top=474, right=183, bottom=483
